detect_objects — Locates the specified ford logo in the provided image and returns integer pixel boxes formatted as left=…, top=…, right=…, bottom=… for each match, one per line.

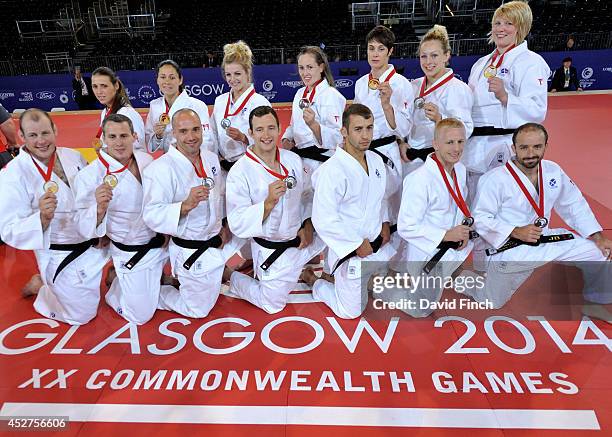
left=335, top=79, right=354, bottom=88
left=36, top=91, right=56, bottom=100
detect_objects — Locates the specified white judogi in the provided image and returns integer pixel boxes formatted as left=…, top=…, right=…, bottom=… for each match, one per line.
left=282, top=80, right=345, bottom=173
left=73, top=150, right=171, bottom=325
left=393, top=155, right=474, bottom=317
left=464, top=42, right=549, bottom=183
left=0, top=148, right=109, bottom=325
left=472, top=159, right=610, bottom=308
left=406, top=71, right=474, bottom=173
left=354, top=64, right=414, bottom=224
left=211, top=85, right=271, bottom=164
left=142, top=146, right=243, bottom=318
left=99, top=106, right=145, bottom=151
left=226, top=148, right=326, bottom=313
left=145, top=90, right=215, bottom=154
left=311, top=147, right=396, bottom=319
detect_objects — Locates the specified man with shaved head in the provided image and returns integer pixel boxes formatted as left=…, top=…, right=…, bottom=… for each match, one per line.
left=142, top=108, right=243, bottom=318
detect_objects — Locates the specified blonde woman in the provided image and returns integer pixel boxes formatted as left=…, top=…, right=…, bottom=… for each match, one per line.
left=464, top=0, right=549, bottom=196
left=211, top=41, right=271, bottom=171
left=403, top=25, right=473, bottom=173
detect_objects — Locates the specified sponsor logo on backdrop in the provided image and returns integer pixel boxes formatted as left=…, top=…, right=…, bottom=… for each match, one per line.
left=581, top=67, right=593, bottom=79
left=138, top=85, right=157, bottom=104
left=262, top=80, right=274, bottom=92
left=36, top=91, right=55, bottom=100
left=19, top=92, right=33, bottom=102
left=126, top=88, right=135, bottom=101
left=185, top=84, right=226, bottom=97
left=0, top=92, right=15, bottom=100
left=281, top=80, right=303, bottom=89
left=59, top=92, right=69, bottom=104
left=334, top=79, right=354, bottom=88
left=602, top=67, right=612, bottom=73
left=579, top=67, right=595, bottom=89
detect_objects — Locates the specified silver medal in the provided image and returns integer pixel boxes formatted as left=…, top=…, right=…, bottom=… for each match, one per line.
left=414, top=97, right=425, bottom=109
left=298, top=98, right=310, bottom=110
left=220, top=118, right=231, bottom=130
left=461, top=216, right=474, bottom=227
left=284, top=175, right=297, bottom=189
left=534, top=217, right=548, bottom=228
left=202, top=177, right=215, bottom=189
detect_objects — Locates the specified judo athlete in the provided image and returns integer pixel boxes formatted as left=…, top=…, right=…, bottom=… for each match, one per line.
left=227, top=106, right=326, bottom=313
left=142, top=108, right=243, bottom=318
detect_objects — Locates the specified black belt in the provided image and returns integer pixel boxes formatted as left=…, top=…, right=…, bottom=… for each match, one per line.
left=369, top=135, right=397, bottom=168
left=220, top=159, right=237, bottom=172
left=423, top=230, right=479, bottom=274
left=331, top=224, right=397, bottom=275
left=49, top=238, right=99, bottom=282
left=111, top=233, right=165, bottom=270
left=406, top=147, right=434, bottom=162
left=485, top=233, right=575, bottom=256
left=472, top=126, right=515, bottom=137
left=253, top=236, right=301, bottom=271
left=172, top=234, right=223, bottom=270
left=290, top=146, right=330, bottom=163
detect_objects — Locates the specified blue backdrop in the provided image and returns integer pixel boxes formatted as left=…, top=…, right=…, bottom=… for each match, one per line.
left=1, top=49, right=610, bottom=112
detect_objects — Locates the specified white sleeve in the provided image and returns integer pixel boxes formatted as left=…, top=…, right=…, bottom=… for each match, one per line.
left=317, top=92, right=345, bottom=149
left=73, top=168, right=107, bottom=239
left=127, top=109, right=146, bottom=151
left=555, top=169, right=602, bottom=238
left=301, top=162, right=313, bottom=222
left=0, top=173, right=48, bottom=250
left=226, top=165, right=265, bottom=239
left=473, top=173, right=516, bottom=248
left=441, top=84, right=474, bottom=138
left=142, top=165, right=183, bottom=236
left=312, top=167, right=363, bottom=258
left=209, top=109, right=221, bottom=159
left=388, top=79, right=414, bottom=138
left=282, top=105, right=295, bottom=141
left=397, top=176, right=446, bottom=255
left=197, top=104, right=217, bottom=155
left=504, top=57, right=549, bottom=126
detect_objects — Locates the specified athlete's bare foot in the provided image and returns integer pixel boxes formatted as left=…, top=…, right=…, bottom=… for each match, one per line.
left=300, top=267, right=318, bottom=287
left=105, top=265, right=117, bottom=288
left=21, top=274, right=42, bottom=298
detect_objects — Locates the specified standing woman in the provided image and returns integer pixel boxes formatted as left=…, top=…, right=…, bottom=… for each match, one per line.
left=145, top=60, right=215, bottom=153
left=281, top=46, right=346, bottom=173
left=211, top=40, right=271, bottom=172
left=92, top=67, right=145, bottom=151
left=464, top=0, right=549, bottom=197
left=404, top=24, right=473, bottom=173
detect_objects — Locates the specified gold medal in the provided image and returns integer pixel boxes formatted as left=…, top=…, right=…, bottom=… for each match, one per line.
left=43, top=180, right=59, bottom=194
left=103, top=174, right=118, bottom=188
left=159, top=113, right=170, bottom=125
left=368, top=78, right=380, bottom=90
left=483, top=65, right=498, bottom=79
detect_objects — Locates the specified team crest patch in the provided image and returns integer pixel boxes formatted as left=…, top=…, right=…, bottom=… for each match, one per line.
left=212, top=166, right=218, bottom=175
left=499, top=67, right=510, bottom=76
left=496, top=152, right=504, bottom=163
left=549, top=178, right=558, bottom=188
left=375, top=169, right=381, bottom=178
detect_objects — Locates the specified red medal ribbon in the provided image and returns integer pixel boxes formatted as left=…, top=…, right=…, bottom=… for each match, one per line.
left=245, top=148, right=289, bottom=180
left=505, top=161, right=544, bottom=218
left=301, top=79, right=324, bottom=105
left=224, top=87, right=256, bottom=119
left=98, top=152, right=133, bottom=176
left=96, top=104, right=117, bottom=139
left=191, top=155, right=209, bottom=180
left=369, top=66, right=396, bottom=86
left=487, top=44, right=516, bottom=71
left=418, top=70, right=455, bottom=99
left=30, top=152, right=56, bottom=183
left=162, top=98, right=171, bottom=118
left=431, top=154, right=470, bottom=218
